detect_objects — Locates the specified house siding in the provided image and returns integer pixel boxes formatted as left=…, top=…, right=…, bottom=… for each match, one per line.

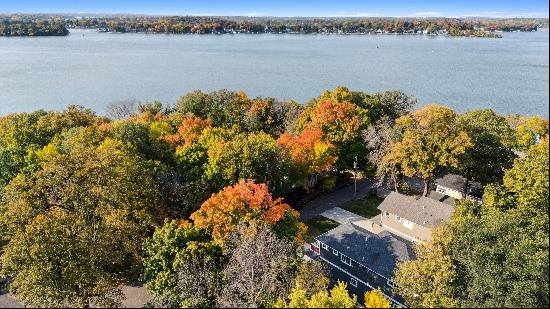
left=436, top=184, right=464, bottom=200
left=380, top=212, right=432, bottom=242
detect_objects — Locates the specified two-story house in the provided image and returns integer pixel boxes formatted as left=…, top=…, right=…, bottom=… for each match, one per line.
left=313, top=220, right=412, bottom=307
left=435, top=173, right=483, bottom=203
left=376, top=191, right=455, bottom=242
left=311, top=191, right=455, bottom=306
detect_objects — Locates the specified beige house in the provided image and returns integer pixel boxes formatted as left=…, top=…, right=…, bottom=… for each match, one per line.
left=435, top=174, right=483, bottom=203
left=358, top=191, right=454, bottom=243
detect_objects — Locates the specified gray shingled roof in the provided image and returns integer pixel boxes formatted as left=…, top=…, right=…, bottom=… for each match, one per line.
left=315, top=222, right=414, bottom=279
left=436, top=173, right=468, bottom=192
left=377, top=191, right=454, bottom=228
left=436, top=174, right=483, bottom=199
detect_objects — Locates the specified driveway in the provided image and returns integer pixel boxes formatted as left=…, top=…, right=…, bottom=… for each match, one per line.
left=320, top=207, right=364, bottom=224
left=299, top=178, right=374, bottom=221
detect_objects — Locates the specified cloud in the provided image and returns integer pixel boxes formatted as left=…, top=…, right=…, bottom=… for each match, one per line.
left=506, top=12, right=549, bottom=17
left=328, top=12, right=380, bottom=17
left=244, top=12, right=266, bottom=17
left=415, top=12, right=442, bottom=16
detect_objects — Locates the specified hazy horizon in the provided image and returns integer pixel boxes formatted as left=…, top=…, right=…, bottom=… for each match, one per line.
left=1, top=0, right=548, bottom=18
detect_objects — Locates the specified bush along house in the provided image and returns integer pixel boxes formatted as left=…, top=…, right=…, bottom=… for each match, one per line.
left=311, top=191, right=456, bottom=306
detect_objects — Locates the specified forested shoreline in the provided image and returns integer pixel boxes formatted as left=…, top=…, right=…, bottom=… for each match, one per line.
left=0, top=87, right=548, bottom=308
left=1, top=14, right=548, bottom=37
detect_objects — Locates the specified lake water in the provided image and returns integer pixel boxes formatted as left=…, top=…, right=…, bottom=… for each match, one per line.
left=0, top=29, right=548, bottom=116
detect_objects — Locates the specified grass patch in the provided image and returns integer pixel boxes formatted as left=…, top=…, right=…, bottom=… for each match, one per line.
left=339, top=196, right=384, bottom=218
left=304, top=215, right=340, bottom=243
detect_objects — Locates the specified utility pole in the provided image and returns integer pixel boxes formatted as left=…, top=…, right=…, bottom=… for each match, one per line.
left=353, top=155, right=358, bottom=197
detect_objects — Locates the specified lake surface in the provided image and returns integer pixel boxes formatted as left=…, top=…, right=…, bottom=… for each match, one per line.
left=0, top=29, right=548, bottom=116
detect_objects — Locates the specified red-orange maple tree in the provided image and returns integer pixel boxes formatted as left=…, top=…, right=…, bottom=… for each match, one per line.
left=190, top=179, right=298, bottom=242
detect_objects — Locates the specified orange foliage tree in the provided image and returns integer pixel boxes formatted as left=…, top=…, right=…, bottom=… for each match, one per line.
left=190, top=179, right=304, bottom=243
left=166, top=115, right=212, bottom=149
left=276, top=128, right=337, bottom=187
left=296, top=98, right=369, bottom=169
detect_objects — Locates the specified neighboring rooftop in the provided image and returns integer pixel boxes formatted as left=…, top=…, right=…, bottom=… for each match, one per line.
left=436, top=173, right=483, bottom=199
left=316, top=221, right=414, bottom=279
left=377, top=191, right=454, bottom=229
left=427, top=190, right=456, bottom=206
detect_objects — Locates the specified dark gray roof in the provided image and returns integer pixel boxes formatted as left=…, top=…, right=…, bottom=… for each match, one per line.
left=436, top=174, right=483, bottom=199
left=315, top=222, right=414, bottom=279
left=377, top=191, right=454, bottom=228
left=436, top=174, right=468, bottom=192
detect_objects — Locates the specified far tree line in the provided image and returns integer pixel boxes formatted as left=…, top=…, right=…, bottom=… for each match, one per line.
left=0, top=86, right=548, bottom=307
left=1, top=14, right=548, bottom=36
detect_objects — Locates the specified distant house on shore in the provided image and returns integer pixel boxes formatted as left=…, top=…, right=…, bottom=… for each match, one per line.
left=435, top=174, right=483, bottom=203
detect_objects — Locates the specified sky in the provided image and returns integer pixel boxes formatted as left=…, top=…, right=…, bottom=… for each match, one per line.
left=0, top=0, right=548, bottom=18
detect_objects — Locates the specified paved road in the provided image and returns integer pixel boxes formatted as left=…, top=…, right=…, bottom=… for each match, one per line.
left=320, top=207, right=365, bottom=224
left=299, top=179, right=374, bottom=221
left=0, top=291, right=23, bottom=308
left=0, top=283, right=150, bottom=308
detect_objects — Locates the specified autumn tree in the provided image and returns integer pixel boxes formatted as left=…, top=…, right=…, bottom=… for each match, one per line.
left=302, top=99, right=369, bottom=169
left=274, top=281, right=358, bottom=308
left=276, top=128, right=337, bottom=189
left=394, top=228, right=460, bottom=308
left=0, top=134, right=163, bottom=307
left=190, top=180, right=304, bottom=244
left=507, top=114, right=549, bottom=150
left=383, top=105, right=473, bottom=196
left=364, top=289, right=393, bottom=308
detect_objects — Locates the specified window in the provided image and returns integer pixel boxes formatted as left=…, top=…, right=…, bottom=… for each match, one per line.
left=395, top=215, right=401, bottom=222
left=341, top=254, right=351, bottom=266
left=332, top=249, right=338, bottom=256
left=387, top=280, right=396, bottom=288
left=436, top=186, right=447, bottom=194
left=403, top=219, right=414, bottom=229
left=384, top=211, right=390, bottom=217
left=321, top=243, right=328, bottom=250
left=350, top=278, right=358, bottom=287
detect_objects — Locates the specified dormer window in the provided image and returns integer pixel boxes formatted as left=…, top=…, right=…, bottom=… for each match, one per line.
left=395, top=216, right=401, bottom=222
left=384, top=211, right=390, bottom=217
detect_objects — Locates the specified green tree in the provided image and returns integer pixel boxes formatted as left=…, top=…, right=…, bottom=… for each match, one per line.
left=383, top=105, right=473, bottom=196
left=449, top=141, right=548, bottom=308
left=0, top=136, right=163, bottom=307
left=395, top=141, right=549, bottom=308
left=394, top=228, right=460, bottom=308
left=0, top=147, right=25, bottom=189
left=142, top=220, right=222, bottom=307
left=458, top=109, right=517, bottom=184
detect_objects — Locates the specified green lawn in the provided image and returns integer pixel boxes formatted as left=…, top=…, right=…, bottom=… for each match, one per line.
left=339, top=195, right=384, bottom=218
left=304, top=215, right=340, bottom=243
